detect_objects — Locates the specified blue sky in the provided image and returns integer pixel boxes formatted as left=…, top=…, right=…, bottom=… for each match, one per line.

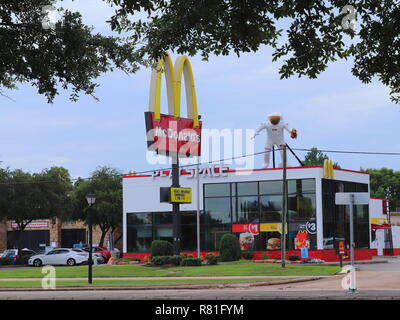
left=0, top=0, right=399, bottom=179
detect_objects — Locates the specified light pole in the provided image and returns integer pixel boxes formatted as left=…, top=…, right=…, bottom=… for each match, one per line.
left=281, top=145, right=287, bottom=268
left=86, top=193, right=96, bottom=284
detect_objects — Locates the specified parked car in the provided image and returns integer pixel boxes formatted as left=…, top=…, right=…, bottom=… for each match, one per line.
left=1, top=248, right=37, bottom=264
left=83, top=246, right=111, bottom=263
left=28, top=248, right=89, bottom=267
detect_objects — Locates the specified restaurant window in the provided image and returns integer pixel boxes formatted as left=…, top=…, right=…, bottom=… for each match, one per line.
left=237, top=182, right=258, bottom=196
left=235, top=196, right=259, bottom=224
left=127, top=212, right=152, bottom=252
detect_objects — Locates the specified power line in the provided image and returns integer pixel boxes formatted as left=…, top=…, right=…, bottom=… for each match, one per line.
left=1, top=146, right=400, bottom=185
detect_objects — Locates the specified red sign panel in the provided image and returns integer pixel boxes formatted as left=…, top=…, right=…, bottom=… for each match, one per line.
left=145, top=112, right=202, bottom=157
left=232, top=224, right=259, bottom=235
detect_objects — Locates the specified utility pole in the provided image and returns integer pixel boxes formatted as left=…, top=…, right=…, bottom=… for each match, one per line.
left=349, top=194, right=356, bottom=292
left=281, top=145, right=287, bottom=268
left=172, top=153, right=181, bottom=255
left=196, top=159, right=201, bottom=258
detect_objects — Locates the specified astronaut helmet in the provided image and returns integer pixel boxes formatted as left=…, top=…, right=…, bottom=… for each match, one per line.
left=268, top=112, right=282, bottom=125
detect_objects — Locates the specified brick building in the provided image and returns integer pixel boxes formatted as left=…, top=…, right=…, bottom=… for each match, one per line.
left=0, top=219, right=122, bottom=252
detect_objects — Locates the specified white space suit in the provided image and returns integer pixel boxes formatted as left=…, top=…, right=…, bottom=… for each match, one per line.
left=253, top=113, right=295, bottom=168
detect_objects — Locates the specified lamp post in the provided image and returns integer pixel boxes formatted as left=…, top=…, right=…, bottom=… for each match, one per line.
left=86, top=193, right=96, bottom=284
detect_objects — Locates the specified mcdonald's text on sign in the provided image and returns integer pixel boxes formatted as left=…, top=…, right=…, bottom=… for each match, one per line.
left=170, top=187, right=192, bottom=204
left=146, top=53, right=202, bottom=157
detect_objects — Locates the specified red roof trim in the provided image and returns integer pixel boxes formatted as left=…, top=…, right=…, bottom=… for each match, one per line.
left=122, top=165, right=369, bottom=178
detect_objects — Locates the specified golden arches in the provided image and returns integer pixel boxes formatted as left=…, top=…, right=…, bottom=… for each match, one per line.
left=323, top=159, right=335, bottom=179
left=148, top=53, right=200, bottom=128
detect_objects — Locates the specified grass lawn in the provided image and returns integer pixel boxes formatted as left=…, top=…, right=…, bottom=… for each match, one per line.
left=0, top=263, right=340, bottom=279
left=0, top=278, right=291, bottom=288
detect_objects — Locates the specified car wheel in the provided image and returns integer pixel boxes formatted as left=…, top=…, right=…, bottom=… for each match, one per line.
left=67, top=258, right=76, bottom=266
left=33, top=259, right=42, bottom=267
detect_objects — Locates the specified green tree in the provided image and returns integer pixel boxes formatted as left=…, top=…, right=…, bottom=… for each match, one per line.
left=106, top=0, right=400, bottom=103
left=364, top=168, right=400, bottom=211
left=303, top=147, right=340, bottom=168
left=73, top=166, right=122, bottom=247
left=0, top=166, right=73, bottom=251
left=0, top=0, right=140, bottom=102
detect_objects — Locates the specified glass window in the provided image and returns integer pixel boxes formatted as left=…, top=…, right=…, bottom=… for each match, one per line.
left=204, top=198, right=231, bottom=224
left=259, top=180, right=283, bottom=195
left=127, top=213, right=153, bottom=252
left=287, top=194, right=316, bottom=221
left=260, top=195, right=281, bottom=221
left=235, top=196, right=259, bottom=223
left=288, top=179, right=316, bottom=194
left=153, top=212, right=172, bottom=225
left=204, top=183, right=230, bottom=197
left=237, top=182, right=258, bottom=196
left=201, top=224, right=231, bottom=251
left=181, top=224, right=197, bottom=251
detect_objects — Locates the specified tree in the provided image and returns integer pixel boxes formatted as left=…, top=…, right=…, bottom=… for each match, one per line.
left=303, top=147, right=340, bottom=168
left=106, top=0, right=400, bottom=103
left=0, top=0, right=140, bottom=102
left=364, top=168, right=400, bottom=211
left=0, top=166, right=73, bottom=251
left=73, top=166, right=122, bottom=247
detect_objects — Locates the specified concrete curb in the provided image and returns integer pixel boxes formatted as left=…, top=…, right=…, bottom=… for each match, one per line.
left=0, top=277, right=323, bottom=292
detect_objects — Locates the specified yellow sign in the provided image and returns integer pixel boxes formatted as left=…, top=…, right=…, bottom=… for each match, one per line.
left=371, top=217, right=389, bottom=224
left=260, top=223, right=288, bottom=234
left=323, top=159, right=334, bottom=179
left=149, top=52, right=200, bottom=128
left=170, top=187, right=192, bottom=203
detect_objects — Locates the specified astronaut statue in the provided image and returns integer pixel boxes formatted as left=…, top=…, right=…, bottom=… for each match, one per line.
left=252, top=112, right=297, bottom=168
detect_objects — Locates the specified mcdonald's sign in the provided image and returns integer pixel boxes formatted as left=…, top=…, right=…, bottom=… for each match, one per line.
left=323, top=159, right=334, bottom=179
left=145, top=53, right=202, bottom=157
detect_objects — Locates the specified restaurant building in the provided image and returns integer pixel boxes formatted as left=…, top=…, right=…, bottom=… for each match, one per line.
left=122, top=165, right=398, bottom=262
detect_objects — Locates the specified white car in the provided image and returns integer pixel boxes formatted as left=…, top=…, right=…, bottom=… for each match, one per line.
left=28, top=248, right=89, bottom=267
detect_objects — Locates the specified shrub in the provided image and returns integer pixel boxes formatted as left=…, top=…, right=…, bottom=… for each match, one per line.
left=151, top=240, right=173, bottom=257
left=0, top=257, right=13, bottom=265
left=169, top=255, right=183, bottom=266
left=261, top=253, right=269, bottom=260
left=206, top=253, right=219, bottom=265
left=241, top=252, right=254, bottom=260
left=219, top=234, right=241, bottom=262
left=181, top=257, right=202, bottom=266
left=288, top=255, right=300, bottom=261
left=151, top=256, right=171, bottom=266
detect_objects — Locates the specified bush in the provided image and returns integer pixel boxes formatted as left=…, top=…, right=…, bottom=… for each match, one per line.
left=288, top=255, right=300, bottom=261
left=181, top=257, right=202, bottom=266
left=219, top=234, right=241, bottom=262
left=206, top=253, right=219, bottom=265
left=151, top=256, right=171, bottom=266
left=261, top=253, right=269, bottom=260
left=151, top=240, right=173, bottom=257
left=0, top=257, right=13, bottom=265
left=169, top=255, right=183, bottom=266
left=241, top=252, right=254, bottom=260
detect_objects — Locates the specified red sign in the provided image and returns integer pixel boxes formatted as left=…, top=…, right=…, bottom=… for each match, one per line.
left=232, top=224, right=259, bottom=235
left=145, top=112, right=202, bottom=157
left=339, top=240, right=346, bottom=255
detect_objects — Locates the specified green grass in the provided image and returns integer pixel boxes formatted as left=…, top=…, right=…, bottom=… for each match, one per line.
left=0, top=278, right=291, bottom=288
left=0, top=263, right=340, bottom=279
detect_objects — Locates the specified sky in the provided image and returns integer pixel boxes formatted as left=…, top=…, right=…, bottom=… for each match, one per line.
left=0, top=0, right=399, bottom=179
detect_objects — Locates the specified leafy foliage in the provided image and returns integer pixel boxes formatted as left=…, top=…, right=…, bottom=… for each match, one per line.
left=151, top=240, right=173, bottom=257
left=0, top=0, right=140, bottom=102
left=73, top=166, right=122, bottom=247
left=219, top=233, right=241, bottom=262
left=106, top=0, right=400, bottom=102
left=364, top=168, right=400, bottom=211
left=205, top=253, right=219, bottom=265
left=303, top=147, right=340, bottom=168
left=181, top=257, right=202, bottom=266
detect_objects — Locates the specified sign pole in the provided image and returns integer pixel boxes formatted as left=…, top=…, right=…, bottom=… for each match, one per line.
left=349, top=194, right=356, bottom=292
left=196, top=159, right=201, bottom=258
left=281, top=145, right=287, bottom=268
left=172, top=153, right=181, bottom=255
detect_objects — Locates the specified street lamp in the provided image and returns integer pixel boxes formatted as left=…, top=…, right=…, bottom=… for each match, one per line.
left=86, top=193, right=96, bottom=284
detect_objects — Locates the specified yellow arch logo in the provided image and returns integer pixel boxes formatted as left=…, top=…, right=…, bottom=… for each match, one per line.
left=323, top=159, right=335, bottom=179
left=148, top=52, right=200, bottom=128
